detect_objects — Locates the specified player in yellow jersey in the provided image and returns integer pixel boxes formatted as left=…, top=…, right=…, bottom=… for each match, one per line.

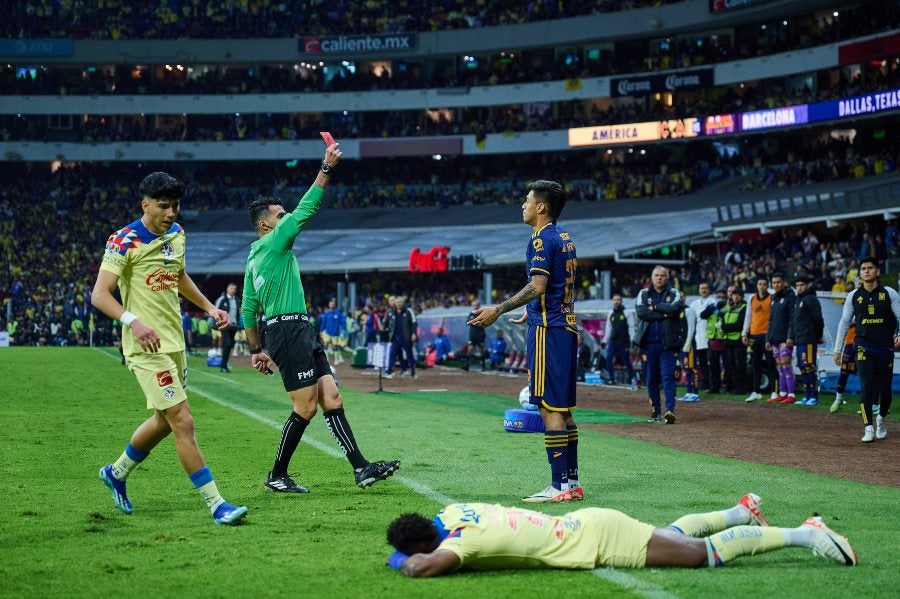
left=386, top=495, right=856, bottom=577
left=92, top=171, right=247, bottom=525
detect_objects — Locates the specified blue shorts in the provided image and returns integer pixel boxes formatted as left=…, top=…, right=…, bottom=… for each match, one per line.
left=795, top=343, right=818, bottom=374
left=527, top=325, right=577, bottom=412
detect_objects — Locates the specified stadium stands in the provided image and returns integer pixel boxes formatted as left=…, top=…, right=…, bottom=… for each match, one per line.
left=2, top=0, right=899, bottom=348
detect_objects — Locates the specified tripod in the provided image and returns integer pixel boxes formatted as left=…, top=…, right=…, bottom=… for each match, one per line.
left=369, top=342, right=398, bottom=394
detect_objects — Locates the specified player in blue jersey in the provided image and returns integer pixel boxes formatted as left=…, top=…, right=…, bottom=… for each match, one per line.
left=468, top=180, right=580, bottom=504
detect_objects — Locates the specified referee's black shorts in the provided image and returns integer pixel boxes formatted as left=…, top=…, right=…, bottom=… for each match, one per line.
left=265, top=313, right=331, bottom=392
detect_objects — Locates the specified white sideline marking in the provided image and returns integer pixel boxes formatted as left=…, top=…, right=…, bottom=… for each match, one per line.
left=592, top=568, right=679, bottom=599
left=194, top=370, right=240, bottom=385
left=93, top=346, right=675, bottom=596
left=418, top=388, right=448, bottom=392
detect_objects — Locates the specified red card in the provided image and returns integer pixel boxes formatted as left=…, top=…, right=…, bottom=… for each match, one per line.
left=320, top=131, right=335, bottom=146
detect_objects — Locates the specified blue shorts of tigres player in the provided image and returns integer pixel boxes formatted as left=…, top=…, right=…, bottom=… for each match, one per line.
left=527, top=324, right=577, bottom=411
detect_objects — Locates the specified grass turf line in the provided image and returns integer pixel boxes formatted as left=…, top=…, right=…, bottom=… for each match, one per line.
left=0, top=348, right=897, bottom=598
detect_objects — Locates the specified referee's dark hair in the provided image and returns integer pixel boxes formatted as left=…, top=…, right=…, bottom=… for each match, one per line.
left=139, top=172, right=184, bottom=200
left=859, top=257, right=880, bottom=270
left=527, top=180, right=566, bottom=219
left=248, top=196, right=284, bottom=227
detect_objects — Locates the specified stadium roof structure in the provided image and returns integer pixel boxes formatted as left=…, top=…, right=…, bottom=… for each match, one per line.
left=188, top=206, right=718, bottom=274
left=185, top=174, right=900, bottom=275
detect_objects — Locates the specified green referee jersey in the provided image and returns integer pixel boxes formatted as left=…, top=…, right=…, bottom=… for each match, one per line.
left=241, top=185, right=324, bottom=327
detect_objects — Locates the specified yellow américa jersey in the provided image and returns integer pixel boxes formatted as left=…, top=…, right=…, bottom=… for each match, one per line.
left=100, top=218, right=186, bottom=356
left=434, top=503, right=596, bottom=570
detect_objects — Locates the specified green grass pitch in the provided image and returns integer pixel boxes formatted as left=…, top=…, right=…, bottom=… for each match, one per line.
left=0, top=347, right=896, bottom=598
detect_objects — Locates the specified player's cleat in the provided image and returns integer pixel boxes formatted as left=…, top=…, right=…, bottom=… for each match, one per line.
left=264, top=472, right=309, bottom=493
left=99, top=465, right=133, bottom=514
left=569, top=485, right=584, bottom=501
left=681, top=393, right=700, bottom=403
left=522, top=485, right=572, bottom=504
left=648, top=412, right=662, bottom=423
left=355, top=459, right=400, bottom=488
left=802, top=398, right=819, bottom=407
left=738, top=493, right=770, bottom=527
left=861, top=426, right=875, bottom=443
left=801, top=516, right=857, bottom=566
left=767, top=393, right=781, bottom=404
left=213, top=502, right=248, bottom=525
left=745, top=392, right=762, bottom=402
left=382, top=371, right=394, bottom=379
left=830, top=396, right=843, bottom=413
left=664, top=411, right=677, bottom=424
left=779, top=394, right=796, bottom=404
left=875, top=415, right=887, bottom=440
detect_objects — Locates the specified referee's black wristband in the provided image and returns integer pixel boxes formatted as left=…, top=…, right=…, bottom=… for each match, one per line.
left=250, top=346, right=263, bottom=355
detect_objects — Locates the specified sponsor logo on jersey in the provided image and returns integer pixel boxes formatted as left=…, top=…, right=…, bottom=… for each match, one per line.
left=157, top=371, right=174, bottom=387
left=146, top=268, right=179, bottom=292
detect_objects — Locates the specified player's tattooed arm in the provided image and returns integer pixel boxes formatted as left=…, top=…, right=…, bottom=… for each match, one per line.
left=468, top=275, right=546, bottom=328
left=496, top=284, right=540, bottom=314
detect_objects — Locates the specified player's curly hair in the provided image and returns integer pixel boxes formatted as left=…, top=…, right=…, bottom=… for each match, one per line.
left=248, top=196, right=284, bottom=227
left=139, top=172, right=184, bottom=200
left=527, top=179, right=566, bottom=219
left=386, top=513, right=437, bottom=555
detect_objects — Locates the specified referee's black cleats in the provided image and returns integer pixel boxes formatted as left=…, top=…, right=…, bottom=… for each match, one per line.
left=265, top=472, right=310, bottom=493
left=355, top=460, right=401, bottom=488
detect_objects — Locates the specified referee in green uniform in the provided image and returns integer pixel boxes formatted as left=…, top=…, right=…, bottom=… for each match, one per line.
left=833, top=258, right=900, bottom=443
left=242, top=143, right=400, bottom=491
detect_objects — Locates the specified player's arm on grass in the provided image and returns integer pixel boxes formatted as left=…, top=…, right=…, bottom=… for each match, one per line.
left=398, top=550, right=460, bottom=578
left=468, top=275, right=547, bottom=328
left=92, top=269, right=162, bottom=353
left=179, top=271, right=228, bottom=329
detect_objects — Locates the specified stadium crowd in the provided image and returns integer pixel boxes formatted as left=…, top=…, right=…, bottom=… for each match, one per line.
left=2, top=3, right=895, bottom=96
left=4, top=53, right=897, bottom=146
left=1, top=129, right=895, bottom=211
left=2, top=157, right=896, bottom=356
left=2, top=0, right=685, bottom=39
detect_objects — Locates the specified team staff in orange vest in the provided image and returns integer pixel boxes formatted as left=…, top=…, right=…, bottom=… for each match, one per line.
left=742, top=276, right=776, bottom=403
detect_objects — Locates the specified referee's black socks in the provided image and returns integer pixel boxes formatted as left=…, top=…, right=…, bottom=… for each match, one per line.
left=324, top=408, right=367, bottom=469
left=272, top=411, right=310, bottom=478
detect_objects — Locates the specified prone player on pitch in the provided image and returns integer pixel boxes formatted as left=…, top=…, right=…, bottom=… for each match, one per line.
left=241, top=142, right=400, bottom=493
left=386, top=494, right=856, bottom=577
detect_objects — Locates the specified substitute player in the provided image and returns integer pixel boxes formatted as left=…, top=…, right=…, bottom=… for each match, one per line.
left=468, top=180, right=580, bottom=503
left=242, top=143, right=400, bottom=492
left=833, top=258, right=900, bottom=442
left=92, top=171, right=247, bottom=525
left=385, top=494, right=856, bottom=577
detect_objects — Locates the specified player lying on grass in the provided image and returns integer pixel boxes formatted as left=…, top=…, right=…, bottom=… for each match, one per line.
left=386, top=494, right=856, bottom=577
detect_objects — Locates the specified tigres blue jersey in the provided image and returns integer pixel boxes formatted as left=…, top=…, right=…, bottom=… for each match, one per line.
left=526, top=221, right=577, bottom=329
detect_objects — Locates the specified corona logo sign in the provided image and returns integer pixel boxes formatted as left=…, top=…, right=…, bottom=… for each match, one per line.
left=409, top=246, right=450, bottom=273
